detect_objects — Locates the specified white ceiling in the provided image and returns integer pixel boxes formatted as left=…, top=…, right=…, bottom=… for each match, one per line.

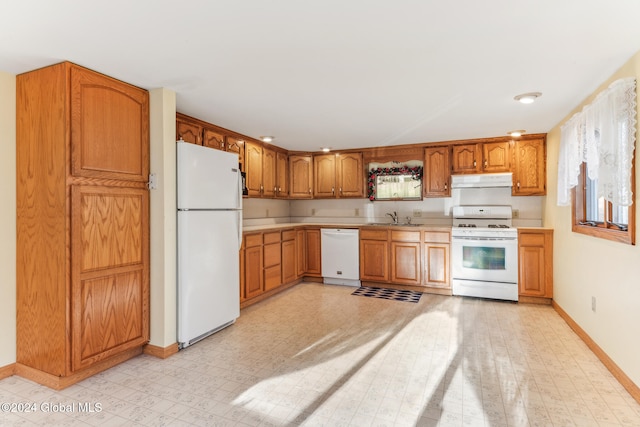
left=2, top=1, right=640, bottom=152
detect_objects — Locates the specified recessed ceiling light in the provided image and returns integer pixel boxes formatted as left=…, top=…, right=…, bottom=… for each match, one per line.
left=321, top=147, right=331, bottom=153
left=260, top=136, right=274, bottom=143
left=514, top=92, right=542, bottom=104
left=508, top=130, right=526, bottom=137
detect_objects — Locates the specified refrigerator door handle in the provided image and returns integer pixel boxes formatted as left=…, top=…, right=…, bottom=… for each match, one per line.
left=237, top=210, right=243, bottom=250
left=236, top=168, right=243, bottom=210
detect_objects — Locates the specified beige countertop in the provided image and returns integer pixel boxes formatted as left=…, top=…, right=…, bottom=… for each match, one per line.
left=243, top=223, right=552, bottom=233
left=243, top=222, right=453, bottom=233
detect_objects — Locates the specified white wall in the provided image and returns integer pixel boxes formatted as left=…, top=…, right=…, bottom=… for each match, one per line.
left=544, top=50, right=640, bottom=387
left=0, top=72, right=16, bottom=367
left=149, top=88, right=177, bottom=348
left=289, top=189, right=543, bottom=227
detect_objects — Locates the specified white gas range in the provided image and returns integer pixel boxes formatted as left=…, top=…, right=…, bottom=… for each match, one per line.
left=451, top=205, right=518, bottom=301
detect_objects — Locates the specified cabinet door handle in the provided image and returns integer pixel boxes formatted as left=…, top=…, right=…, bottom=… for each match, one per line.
left=332, top=187, right=335, bottom=194
left=308, top=188, right=312, bottom=194
left=517, top=181, right=520, bottom=189
left=484, top=160, right=487, bottom=168
left=260, top=184, right=264, bottom=193
left=444, top=182, right=448, bottom=191
left=339, top=187, right=342, bottom=194
left=473, top=160, right=477, bottom=167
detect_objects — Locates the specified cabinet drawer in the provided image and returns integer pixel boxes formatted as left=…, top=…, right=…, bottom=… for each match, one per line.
left=391, top=230, right=420, bottom=242
left=282, top=229, right=296, bottom=241
left=263, top=242, right=281, bottom=267
left=245, top=233, right=262, bottom=248
left=519, top=233, right=545, bottom=246
left=360, top=229, right=389, bottom=240
left=424, top=231, right=450, bottom=243
left=263, top=231, right=281, bottom=244
left=264, top=265, right=282, bottom=291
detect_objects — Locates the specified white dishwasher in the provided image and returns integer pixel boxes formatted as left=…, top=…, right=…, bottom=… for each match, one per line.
left=321, top=228, right=361, bottom=287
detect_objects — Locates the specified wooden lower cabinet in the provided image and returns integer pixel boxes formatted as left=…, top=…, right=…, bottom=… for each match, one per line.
left=281, top=230, right=297, bottom=284
left=360, top=229, right=390, bottom=282
left=243, top=234, right=264, bottom=300
left=241, top=228, right=312, bottom=307
left=390, top=231, right=421, bottom=286
left=263, top=231, right=282, bottom=291
left=423, top=231, right=450, bottom=289
left=296, top=229, right=306, bottom=277
left=305, top=228, right=322, bottom=277
left=518, top=229, right=553, bottom=300
left=360, top=227, right=451, bottom=293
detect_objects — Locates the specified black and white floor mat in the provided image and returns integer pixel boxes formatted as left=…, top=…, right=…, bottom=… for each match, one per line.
left=351, top=286, right=422, bottom=303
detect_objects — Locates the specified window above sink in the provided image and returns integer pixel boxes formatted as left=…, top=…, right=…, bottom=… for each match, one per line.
left=367, top=161, right=423, bottom=201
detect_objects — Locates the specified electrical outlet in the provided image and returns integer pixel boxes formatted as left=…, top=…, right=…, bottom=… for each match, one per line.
left=513, top=209, right=520, bottom=218
left=266, top=209, right=269, bottom=217
left=311, top=208, right=316, bottom=216
left=355, top=208, right=360, bottom=216
left=592, top=296, right=596, bottom=312
left=413, top=209, right=422, bottom=217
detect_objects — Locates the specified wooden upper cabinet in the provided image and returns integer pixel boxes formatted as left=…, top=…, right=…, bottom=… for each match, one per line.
left=70, top=66, right=149, bottom=182
left=262, top=147, right=277, bottom=198
left=245, top=141, right=264, bottom=197
left=482, top=141, right=511, bottom=172
left=513, top=138, right=546, bottom=195
left=314, top=152, right=363, bottom=198
left=176, top=118, right=202, bottom=145
left=424, top=146, right=451, bottom=197
left=451, top=143, right=481, bottom=174
left=313, top=154, right=337, bottom=197
left=276, top=152, right=289, bottom=198
left=337, top=152, right=364, bottom=197
left=176, top=113, right=245, bottom=171
left=243, top=142, right=279, bottom=198
left=226, top=136, right=245, bottom=170
left=202, top=128, right=226, bottom=151
left=289, top=155, right=313, bottom=199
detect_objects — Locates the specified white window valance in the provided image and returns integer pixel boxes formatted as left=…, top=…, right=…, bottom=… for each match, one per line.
left=557, top=77, right=637, bottom=206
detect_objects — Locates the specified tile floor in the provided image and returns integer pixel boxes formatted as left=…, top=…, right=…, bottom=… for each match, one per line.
left=1, top=282, right=639, bottom=426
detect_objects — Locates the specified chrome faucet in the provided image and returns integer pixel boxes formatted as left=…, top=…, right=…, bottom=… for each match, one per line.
left=386, top=211, right=398, bottom=224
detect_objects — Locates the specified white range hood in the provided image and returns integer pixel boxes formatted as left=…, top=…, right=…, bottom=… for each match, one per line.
left=450, top=172, right=513, bottom=189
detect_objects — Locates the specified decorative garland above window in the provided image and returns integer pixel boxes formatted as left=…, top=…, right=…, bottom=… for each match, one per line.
left=367, top=166, right=423, bottom=201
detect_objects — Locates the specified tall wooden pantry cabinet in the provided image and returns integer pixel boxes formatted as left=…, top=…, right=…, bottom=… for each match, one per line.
left=16, top=62, right=150, bottom=389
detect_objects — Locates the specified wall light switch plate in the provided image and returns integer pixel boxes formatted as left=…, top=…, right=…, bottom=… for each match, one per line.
left=513, top=209, right=520, bottom=218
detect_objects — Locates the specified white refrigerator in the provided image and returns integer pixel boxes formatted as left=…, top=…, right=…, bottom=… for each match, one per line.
left=177, top=141, right=242, bottom=349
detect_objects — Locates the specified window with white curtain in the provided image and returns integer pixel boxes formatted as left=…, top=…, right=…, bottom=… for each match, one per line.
left=558, top=77, right=637, bottom=244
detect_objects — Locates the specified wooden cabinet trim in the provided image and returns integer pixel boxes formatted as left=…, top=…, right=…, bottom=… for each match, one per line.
left=424, top=231, right=451, bottom=243
left=360, top=229, right=389, bottom=240
left=263, top=231, right=281, bottom=244
left=390, top=230, right=421, bottom=242
left=245, top=233, right=262, bottom=247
